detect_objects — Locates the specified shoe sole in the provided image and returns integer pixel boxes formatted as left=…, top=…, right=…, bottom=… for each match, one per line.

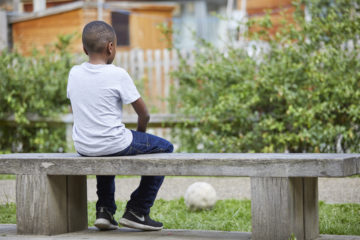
left=119, top=218, right=163, bottom=231
left=94, top=218, right=118, bottom=230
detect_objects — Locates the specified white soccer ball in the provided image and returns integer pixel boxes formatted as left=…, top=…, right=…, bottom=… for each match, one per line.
left=184, top=182, right=217, bottom=211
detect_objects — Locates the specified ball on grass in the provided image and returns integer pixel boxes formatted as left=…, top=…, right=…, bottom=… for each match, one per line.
left=184, top=182, right=217, bottom=211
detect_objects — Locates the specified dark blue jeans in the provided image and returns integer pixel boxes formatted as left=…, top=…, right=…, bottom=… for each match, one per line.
left=96, top=130, right=173, bottom=215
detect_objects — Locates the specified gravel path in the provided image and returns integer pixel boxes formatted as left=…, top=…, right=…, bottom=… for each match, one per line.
left=1, top=177, right=359, bottom=204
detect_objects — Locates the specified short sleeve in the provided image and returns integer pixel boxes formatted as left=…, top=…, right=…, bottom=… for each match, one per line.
left=118, top=69, right=141, bottom=104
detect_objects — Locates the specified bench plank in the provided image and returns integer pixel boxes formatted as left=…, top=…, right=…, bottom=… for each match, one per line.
left=1, top=153, right=359, bottom=177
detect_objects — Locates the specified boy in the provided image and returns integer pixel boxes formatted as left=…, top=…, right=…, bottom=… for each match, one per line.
left=67, top=21, right=173, bottom=231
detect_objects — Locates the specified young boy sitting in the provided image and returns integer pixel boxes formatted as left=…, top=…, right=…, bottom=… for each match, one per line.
left=67, top=21, right=174, bottom=231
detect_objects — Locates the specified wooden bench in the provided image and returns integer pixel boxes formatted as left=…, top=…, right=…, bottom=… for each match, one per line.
left=0, top=153, right=359, bottom=240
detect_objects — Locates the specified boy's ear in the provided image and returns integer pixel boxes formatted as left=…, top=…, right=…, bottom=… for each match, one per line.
left=107, top=41, right=114, bottom=54
left=83, top=47, right=88, bottom=56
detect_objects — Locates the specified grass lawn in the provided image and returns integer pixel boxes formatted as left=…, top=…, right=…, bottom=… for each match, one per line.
left=1, top=199, right=359, bottom=235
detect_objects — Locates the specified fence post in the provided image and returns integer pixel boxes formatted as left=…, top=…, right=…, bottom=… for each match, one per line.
left=66, top=123, right=73, bottom=153
left=146, top=49, right=154, bottom=104
left=130, top=49, right=136, bottom=77
left=137, top=49, right=144, bottom=80
left=154, top=49, right=162, bottom=111
left=163, top=49, right=170, bottom=110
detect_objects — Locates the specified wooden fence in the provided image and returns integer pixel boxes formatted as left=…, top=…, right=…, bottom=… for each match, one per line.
left=1, top=113, right=184, bottom=152
left=113, top=48, right=194, bottom=114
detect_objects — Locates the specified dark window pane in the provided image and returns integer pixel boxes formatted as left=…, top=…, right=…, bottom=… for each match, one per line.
left=111, top=11, right=130, bottom=46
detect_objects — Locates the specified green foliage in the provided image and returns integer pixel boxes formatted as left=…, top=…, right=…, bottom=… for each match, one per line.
left=0, top=175, right=16, bottom=180
left=171, top=0, right=360, bottom=153
left=0, top=35, right=75, bottom=153
left=0, top=203, right=16, bottom=224
left=289, top=234, right=297, bottom=240
left=319, top=201, right=360, bottom=235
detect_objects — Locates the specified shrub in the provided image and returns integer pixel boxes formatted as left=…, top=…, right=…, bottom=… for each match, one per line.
left=171, top=0, right=360, bottom=153
left=0, top=35, right=75, bottom=153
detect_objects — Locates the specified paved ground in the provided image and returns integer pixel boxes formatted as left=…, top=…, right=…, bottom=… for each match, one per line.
left=1, top=177, right=359, bottom=204
left=1, top=225, right=360, bottom=240
left=0, top=225, right=251, bottom=240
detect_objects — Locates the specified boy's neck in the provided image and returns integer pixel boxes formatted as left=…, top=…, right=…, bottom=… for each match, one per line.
left=88, top=59, right=106, bottom=65
left=88, top=54, right=110, bottom=65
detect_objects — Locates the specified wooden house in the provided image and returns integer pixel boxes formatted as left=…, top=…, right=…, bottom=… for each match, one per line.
left=238, top=0, right=295, bottom=35
left=9, top=1, right=175, bottom=54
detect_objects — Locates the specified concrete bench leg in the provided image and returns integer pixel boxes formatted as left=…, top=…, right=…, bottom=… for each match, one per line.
left=251, top=177, right=318, bottom=240
left=16, top=175, right=88, bottom=235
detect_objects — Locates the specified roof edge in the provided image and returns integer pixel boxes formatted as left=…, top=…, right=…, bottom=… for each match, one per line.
left=8, top=1, right=85, bottom=24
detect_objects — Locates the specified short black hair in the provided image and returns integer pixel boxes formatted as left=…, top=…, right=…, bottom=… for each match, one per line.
left=82, top=21, right=116, bottom=54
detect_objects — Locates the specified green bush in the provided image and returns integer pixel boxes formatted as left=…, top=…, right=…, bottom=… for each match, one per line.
left=0, top=35, right=75, bottom=153
left=171, top=0, right=360, bottom=153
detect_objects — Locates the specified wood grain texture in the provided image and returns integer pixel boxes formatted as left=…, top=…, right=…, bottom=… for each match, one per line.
left=251, top=177, right=319, bottom=240
left=130, top=6, right=174, bottom=49
left=1, top=153, right=359, bottom=177
left=16, top=175, right=87, bottom=235
left=12, top=9, right=83, bottom=55
left=251, top=177, right=302, bottom=240
left=67, top=176, right=88, bottom=232
left=304, top=178, right=319, bottom=240
left=16, top=175, right=67, bottom=235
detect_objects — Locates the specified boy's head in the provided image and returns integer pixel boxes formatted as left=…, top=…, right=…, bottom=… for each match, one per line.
left=82, top=21, right=116, bottom=64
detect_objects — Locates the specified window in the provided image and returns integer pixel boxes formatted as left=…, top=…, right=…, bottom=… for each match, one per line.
left=111, top=11, right=130, bottom=46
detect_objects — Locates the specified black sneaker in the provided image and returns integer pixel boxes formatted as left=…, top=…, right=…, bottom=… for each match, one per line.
left=119, top=208, right=163, bottom=231
left=94, top=207, right=118, bottom=230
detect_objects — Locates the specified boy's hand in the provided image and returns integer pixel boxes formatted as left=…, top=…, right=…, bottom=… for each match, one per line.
left=131, top=97, right=150, bottom=132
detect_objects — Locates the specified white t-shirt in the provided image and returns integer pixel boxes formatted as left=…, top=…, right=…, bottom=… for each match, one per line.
left=67, top=62, right=140, bottom=156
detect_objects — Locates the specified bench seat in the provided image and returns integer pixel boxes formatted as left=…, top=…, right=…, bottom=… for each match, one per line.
left=0, top=153, right=359, bottom=240
left=1, top=153, right=359, bottom=176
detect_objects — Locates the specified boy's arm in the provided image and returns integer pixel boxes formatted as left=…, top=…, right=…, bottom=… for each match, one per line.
left=131, top=97, right=150, bottom=132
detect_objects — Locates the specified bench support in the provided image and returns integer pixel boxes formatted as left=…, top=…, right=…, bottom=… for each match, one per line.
left=16, top=175, right=88, bottom=235
left=251, top=177, right=318, bottom=240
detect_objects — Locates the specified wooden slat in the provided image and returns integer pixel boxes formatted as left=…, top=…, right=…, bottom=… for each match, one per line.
left=123, top=51, right=129, bottom=71
left=129, top=6, right=174, bottom=49
left=171, top=49, right=180, bottom=90
left=130, top=49, right=136, bottom=77
left=114, top=48, right=193, bottom=113
left=146, top=49, right=154, bottom=103
left=114, top=52, right=121, bottom=67
left=12, top=9, right=83, bottom=55
left=154, top=49, right=162, bottom=109
left=163, top=49, right=170, bottom=110
left=243, top=0, right=292, bottom=14
left=137, top=49, right=144, bottom=79
left=1, top=153, right=359, bottom=177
